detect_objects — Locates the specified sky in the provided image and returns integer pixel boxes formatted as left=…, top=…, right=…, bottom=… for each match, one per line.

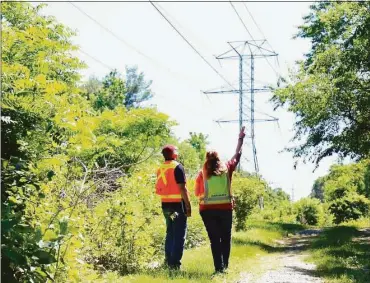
left=38, top=0, right=341, bottom=200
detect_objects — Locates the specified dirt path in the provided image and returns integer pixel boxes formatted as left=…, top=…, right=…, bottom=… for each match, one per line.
left=237, top=230, right=323, bottom=283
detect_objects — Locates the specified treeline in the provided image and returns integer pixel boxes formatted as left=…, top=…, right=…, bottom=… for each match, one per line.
left=310, top=160, right=370, bottom=225
left=271, top=1, right=370, bottom=227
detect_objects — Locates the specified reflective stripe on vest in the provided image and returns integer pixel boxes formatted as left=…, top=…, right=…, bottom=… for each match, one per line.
left=157, top=162, right=178, bottom=186
left=202, top=170, right=231, bottom=205
left=161, top=194, right=182, bottom=202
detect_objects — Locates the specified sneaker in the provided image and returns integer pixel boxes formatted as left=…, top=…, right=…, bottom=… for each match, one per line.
left=168, top=264, right=181, bottom=271
left=211, top=270, right=225, bottom=279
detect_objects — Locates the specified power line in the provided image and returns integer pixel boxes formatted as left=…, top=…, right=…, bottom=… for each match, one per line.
left=153, top=2, right=213, bottom=55
left=149, top=2, right=217, bottom=106
left=229, top=2, right=280, bottom=77
left=150, top=1, right=235, bottom=90
left=69, top=2, right=153, bottom=61
left=242, top=2, right=275, bottom=54
left=78, top=49, right=115, bottom=71
left=242, top=2, right=282, bottom=74
left=229, top=1, right=254, bottom=39
left=68, top=1, right=203, bottom=86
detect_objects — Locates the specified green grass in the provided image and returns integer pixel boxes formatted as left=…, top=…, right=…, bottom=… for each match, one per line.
left=306, top=226, right=370, bottom=283
left=97, top=222, right=305, bottom=283
left=92, top=221, right=369, bottom=283
left=339, top=217, right=370, bottom=229
left=245, top=221, right=306, bottom=236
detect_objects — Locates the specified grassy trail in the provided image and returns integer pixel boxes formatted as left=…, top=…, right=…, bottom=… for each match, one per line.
left=95, top=223, right=370, bottom=283
left=306, top=226, right=370, bottom=283
left=118, top=222, right=304, bottom=283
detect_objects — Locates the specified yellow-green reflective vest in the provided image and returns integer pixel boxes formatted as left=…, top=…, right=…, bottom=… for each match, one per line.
left=203, top=170, right=231, bottom=204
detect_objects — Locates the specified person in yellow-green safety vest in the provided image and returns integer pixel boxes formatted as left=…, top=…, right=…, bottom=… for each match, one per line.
left=195, top=126, right=245, bottom=274
left=156, top=144, right=192, bottom=270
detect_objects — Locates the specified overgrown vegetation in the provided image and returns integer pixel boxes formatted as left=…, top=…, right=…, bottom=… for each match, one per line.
left=272, top=1, right=370, bottom=226
left=0, top=2, right=268, bottom=281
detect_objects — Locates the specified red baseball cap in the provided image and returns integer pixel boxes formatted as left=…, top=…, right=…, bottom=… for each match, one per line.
left=162, top=144, right=178, bottom=153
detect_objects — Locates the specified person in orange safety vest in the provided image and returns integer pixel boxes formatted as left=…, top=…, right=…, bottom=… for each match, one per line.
left=156, top=144, right=191, bottom=270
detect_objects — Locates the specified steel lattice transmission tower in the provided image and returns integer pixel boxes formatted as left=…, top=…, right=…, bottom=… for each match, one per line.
left=204, top=40, right=278, bottom=173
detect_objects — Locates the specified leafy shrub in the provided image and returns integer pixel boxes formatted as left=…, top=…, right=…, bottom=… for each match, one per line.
left=84, top=168, right=207, bottom=275
left=84, top=168, right=163, bottom=274
left=232, top=175, right=265, bottom=231
left=329, top=193, right=370, bottom=224
left=294, top=198, right=321, bottom=225
left=185, top=212, right=207, bottom=249
left=317, top=202, right=333, bottom=227
left=1, top=160, right=57, bottom=282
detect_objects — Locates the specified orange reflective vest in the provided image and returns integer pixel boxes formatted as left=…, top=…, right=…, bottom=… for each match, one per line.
left=156, top=160, right=182, bottom=203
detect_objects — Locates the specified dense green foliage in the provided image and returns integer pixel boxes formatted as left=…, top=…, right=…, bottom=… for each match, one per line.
left=311, top=160, right=370, bottom=224
left=1, top=3, right=172, bottom=281
left=261, top=187, right=293, bottom=222
left=232, top=175, right=265, bottom=231
left=2, top=2, right=84, bottom=281
left=273, top=1, right=370, bottom=165
left=82, top=66, right=153, bottom=110
left=294, top=198, right=321, bottom=225
left=1, top=3, right=269, bottom=282
left=187, top=132, right=209, bottom=163
left=272, top=1, right=370, bottom=227
left=177, top=141, right=201, bottom=177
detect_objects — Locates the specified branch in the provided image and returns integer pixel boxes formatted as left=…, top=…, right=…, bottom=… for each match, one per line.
left=92, top=148, right=156, bottom=173
left=133, top=135, right=150, bottom=163
left=73, top=157, right=89, bottom=194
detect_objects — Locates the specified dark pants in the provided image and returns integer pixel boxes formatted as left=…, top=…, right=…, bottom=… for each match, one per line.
left=200, top=210, right=232, bottom=272
left=162, top=206, right=187, bottom=269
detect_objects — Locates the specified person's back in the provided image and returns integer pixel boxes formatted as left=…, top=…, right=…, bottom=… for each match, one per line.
left=156, top=145, right=191, bottom=270
left=195, top=127, right=245, bottom=274
left=203, top=171, right=230, bottom=204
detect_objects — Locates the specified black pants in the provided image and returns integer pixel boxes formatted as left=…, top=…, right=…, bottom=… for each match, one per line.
left=200, top=210, right=232, bottom=272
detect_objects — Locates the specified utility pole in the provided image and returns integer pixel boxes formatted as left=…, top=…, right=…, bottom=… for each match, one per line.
left=204, top=40, right=278, bottom=174
left=291, top=185, right=295, bottom=203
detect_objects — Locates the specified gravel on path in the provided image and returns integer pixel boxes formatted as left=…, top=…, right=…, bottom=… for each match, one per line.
left=236, top=230, right=323, bottom=283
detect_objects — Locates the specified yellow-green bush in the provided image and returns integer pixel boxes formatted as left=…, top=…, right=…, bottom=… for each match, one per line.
left=232, top=174, right=265, bottom=231
left=294, top=198, right=322, bottom=225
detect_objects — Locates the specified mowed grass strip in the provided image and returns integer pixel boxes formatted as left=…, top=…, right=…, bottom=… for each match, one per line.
left=306, top=226, right=370, bottom=283
left=115, top=222, right=304, bottom=283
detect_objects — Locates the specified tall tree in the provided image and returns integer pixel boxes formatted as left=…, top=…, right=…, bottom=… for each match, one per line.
left=93, top=70, right=126, bottom=111
left=81, top=75, right=102, bottom=98
left=311, top=177, right=325, bottom=202
left=177, top=141, right=201, bottom=177
left=272, top=2, right=370, bottom=165
left=84, top=66, right=153, bottom=110
left=124, top=66, right=153, bottom=108
left=187, top=132, right=209, bottom=163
